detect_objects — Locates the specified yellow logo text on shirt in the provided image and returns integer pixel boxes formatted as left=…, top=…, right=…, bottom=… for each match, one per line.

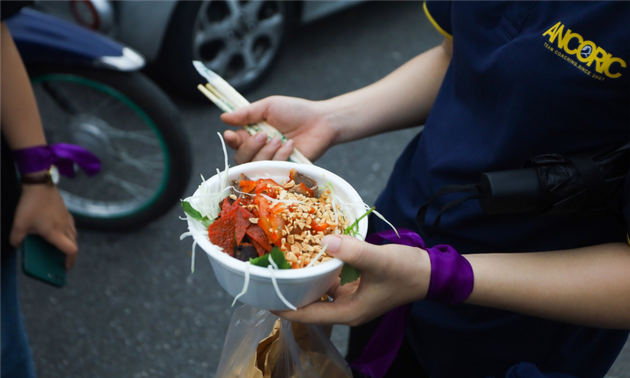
left=543, top=21, right=626, bottom=79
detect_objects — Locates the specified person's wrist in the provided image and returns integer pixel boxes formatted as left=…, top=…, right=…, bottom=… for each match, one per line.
left=317, top=98, right=351, bottom=146
left=383, top=244, right=431, bottom=304
left=21, top=169, right=50, bottom=177
left=21, top=165, right=60, bottom=186
left=412, top=247, right=432, bottom=302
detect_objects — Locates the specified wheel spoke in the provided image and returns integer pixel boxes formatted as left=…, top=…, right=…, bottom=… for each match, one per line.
left=37, top=83, right=77, bottom=117
left=89, top=94, right=118, bottom=115
left=41, top=82, right=81, bottom=115
left=241, top=0, right=264, bottom=20
left=103, top=173, right=153, bottom=200
left=204, top=50, right=233, bottom=76
left=196, top=19, right=231, bottom=43
left=240, top=44, right=259, bottom=71
left=196, top=1, right=212, bottom=28
left=97, top=122, right=160, bottom=146
left=113, top=151, right=164, bottom=173
left=78, top=169, right=108, bottom=192
left=225, top=0, right=241, bottom=18
left=256, top=13, right=282, bottom=42
left=107, top=144, right=163, bottom=176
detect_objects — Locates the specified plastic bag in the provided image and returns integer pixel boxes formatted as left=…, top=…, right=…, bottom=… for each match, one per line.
left=215, top=305, right=352, bottom=378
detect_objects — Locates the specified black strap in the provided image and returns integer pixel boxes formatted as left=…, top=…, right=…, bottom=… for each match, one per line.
left=416, top=184, right=480, bottom=237
left=569, top=155, right=605, bottom=188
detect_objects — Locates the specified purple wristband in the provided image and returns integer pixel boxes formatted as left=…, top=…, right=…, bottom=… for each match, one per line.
left=12, top=144, right=101, bottom=177
left=424, top=243, right=474, bottom=304
left=366, top=229, right=474, bottom=304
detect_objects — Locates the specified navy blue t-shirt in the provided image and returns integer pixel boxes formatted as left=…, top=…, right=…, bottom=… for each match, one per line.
left=373, top=2, right=630, bottom=377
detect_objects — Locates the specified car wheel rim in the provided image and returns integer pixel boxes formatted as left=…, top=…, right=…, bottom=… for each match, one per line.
left=192, top=0, right=286, bottom=88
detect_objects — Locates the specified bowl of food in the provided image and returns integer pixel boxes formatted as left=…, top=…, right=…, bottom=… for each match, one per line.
left=182, top=161, right=368, bottom=311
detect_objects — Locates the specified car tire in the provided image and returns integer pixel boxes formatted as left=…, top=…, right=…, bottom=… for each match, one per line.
left=156, top=0, right=296, bottom=99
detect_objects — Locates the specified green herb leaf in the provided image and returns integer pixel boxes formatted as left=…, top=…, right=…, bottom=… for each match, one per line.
left=182, top=201, right=203, bottom=220
left=340, top=263, right=361, bottom=285
left=249, top=247, right=291, bottom=269
left=182, top=201, right=213, bottom=227
left=249, top=253, right=269, bottom=267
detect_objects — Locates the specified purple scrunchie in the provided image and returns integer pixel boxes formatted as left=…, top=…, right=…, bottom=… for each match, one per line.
left=12, top=144, right=101, bottom=178
left=349, top=228, right=474, bottom=378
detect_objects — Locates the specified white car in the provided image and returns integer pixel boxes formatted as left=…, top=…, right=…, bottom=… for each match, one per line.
left=34, top=0, right=362, bottom=96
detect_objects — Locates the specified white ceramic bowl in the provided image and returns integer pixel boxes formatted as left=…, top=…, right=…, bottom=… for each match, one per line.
left=186, top=161, right=368, bottom=311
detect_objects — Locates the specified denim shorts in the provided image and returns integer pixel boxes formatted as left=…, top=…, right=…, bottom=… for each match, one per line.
left=1, top=250, right=36, bottom=378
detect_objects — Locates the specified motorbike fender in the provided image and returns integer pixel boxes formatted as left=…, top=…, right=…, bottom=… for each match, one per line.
left=6, top=8, right=144, bottom=71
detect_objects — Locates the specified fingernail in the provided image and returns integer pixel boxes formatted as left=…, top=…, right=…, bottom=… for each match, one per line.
left=255, top=132, right=267, bottom=143
left=285, top=139, right=294, bottom=148
left=322, top=235, right=342, bottom=255
left=270, top=137, right=281, bottom=146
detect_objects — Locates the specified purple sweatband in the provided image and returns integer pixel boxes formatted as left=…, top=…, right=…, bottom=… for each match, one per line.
left=424, top=243, right=475, bottom=304
left=12, top=144, right=101, bottom=177
left=366, top=228, right=474, bottom=304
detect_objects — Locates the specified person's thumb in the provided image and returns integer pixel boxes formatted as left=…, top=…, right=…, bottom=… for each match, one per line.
left=220, top=98, right=271, bottom=126
left=321, top=235, right=387, bottom=271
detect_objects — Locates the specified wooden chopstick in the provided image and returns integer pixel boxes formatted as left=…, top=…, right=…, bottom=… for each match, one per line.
left=198, top=82, right=312, bottom=165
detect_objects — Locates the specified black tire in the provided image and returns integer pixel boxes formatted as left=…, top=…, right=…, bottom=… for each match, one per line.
left=28, top=66, right=192, bottom=231
left=155, top=0, right=296, bottom=99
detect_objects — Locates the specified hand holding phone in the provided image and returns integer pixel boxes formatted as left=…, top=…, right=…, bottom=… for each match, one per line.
left=21, top=235, right=67, bottom=287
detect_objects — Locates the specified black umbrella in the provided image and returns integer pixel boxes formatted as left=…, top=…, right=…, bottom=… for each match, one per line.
left=417, top=143, right=629, bottom=237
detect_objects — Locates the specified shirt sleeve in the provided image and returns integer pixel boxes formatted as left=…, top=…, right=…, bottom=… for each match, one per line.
left=423, top=1, right=453, bottom=39
left=0, top=0, right=33, bottom=22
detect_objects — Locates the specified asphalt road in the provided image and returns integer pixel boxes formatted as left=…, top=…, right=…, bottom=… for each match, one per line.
left=19, top=2, right=629, bottom=378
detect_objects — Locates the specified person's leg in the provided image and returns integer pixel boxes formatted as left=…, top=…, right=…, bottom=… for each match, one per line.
left=1, top=251, right=37, bottom=378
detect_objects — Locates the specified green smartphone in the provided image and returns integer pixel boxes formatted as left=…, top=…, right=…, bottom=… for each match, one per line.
left=21, top=235, right=67, bottom=288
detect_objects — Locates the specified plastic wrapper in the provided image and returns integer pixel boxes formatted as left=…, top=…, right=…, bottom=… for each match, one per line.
left=215, top=305, right=352, bottom=378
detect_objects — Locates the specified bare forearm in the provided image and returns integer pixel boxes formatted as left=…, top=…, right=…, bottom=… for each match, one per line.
left=465, top=242, right=630, bottom=329
left=324, top=39, right=452, bottom=145
left=1, top=23, right=46, bottom=149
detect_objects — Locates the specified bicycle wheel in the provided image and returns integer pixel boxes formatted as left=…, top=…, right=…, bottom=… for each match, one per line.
left=29, top=66, right=192, bottom=231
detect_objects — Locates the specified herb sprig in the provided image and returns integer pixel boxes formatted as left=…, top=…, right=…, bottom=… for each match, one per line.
left=182, top=201, right=212, bottom=227
left=338, top=206, right=375, bottom=285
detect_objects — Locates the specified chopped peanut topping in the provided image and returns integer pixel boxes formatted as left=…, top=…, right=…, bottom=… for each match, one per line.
left=291, top=244, right=302, bottom=254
